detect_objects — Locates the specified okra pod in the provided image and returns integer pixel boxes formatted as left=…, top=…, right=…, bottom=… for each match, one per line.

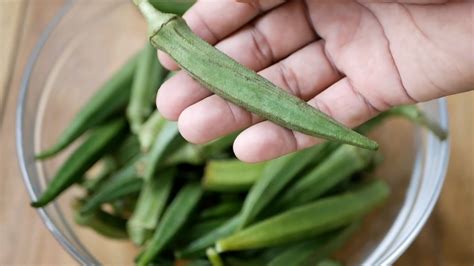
left=144, top=121, right=184, bottom=181
left=180, top=217, right=229, bottom=243
left=176, top=215, right=241, bottom=258
left=203, top=160, right=266, bottom=192
left=149, top=0, right=195, bottom=16
left=239, top=142, right=337, bottom=228
left=127, top=43, right=167, bottom=133
left=215, top=180, right=389, bottom=252
left=73, top=201, right=128, bottom=239
left=80, top=174, right=142, bottom=215
left=268, top=221, right=360, bottom=266
left=137, top=110, right=166, bottom=152
left=112, top=134, right=141, bottom=166
left=36, top=54, right=139, bottom=159
left=206, top=248, right=224, bottom=266
left=32, top=119, right=127, bottom=207
left=199, top=201, right=242, bottom=220
left=80, top=156, right=117, bottom=193
left=276, top=145, right=375, bottom=209
left=134, top=0, right=378, bottom=150
left=138, top=182, right=203, bottom=265
left=127, top=168, right=175, bottom=245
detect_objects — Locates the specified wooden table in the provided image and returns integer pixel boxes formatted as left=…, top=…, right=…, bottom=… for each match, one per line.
left=0, top=1, right=472, bottom=265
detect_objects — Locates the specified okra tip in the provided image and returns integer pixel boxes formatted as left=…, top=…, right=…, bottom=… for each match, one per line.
left=35, top=146, right=61, bottom=160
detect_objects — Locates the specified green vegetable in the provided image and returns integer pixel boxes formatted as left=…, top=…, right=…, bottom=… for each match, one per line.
left=128, top=43, right=167, bottom=133
left=150, top=0, right=195, bottom=16
left=137, top=110, right=166, bottom=152
left=180, top=217, right=229, bottom=243
left=138, top=182, right=203, bottom=265
left=276, top=145, right=375, bottom=209
left=199, top=201, right=242, bottom=220
left=176, top=215, right=241, bottom=258
left=127, top=168, right=175, bottom=245
left=32, top=119, right=127, bottom=207
left=80, top=156, right=117, bottom=193
left=112, top=134, right=141, bottom=166
left=80, top=173, right=142, bottom=215
left=36, top=54, right=139, bottom=159
left=203, top=160, right=266, bottom=192
left=215, top=180, right=389, bottom=252
left=74, top=201, right=128, bottom=239
left=144, top=121, right=184, bottom=181
left=134, top=0, right=378, bottom=150
left=206, top=248, right=224, bottom=266
left=239, top=143, right=337, bottom=229
left=268, top=221, right=360, bottom=266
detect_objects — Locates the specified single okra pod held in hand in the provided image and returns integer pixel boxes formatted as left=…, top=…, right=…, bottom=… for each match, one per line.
left=133, top=0, right=378, bottom=150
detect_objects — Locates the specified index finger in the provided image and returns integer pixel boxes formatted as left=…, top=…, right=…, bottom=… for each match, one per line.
left=158, top=0, right=286, bottom=70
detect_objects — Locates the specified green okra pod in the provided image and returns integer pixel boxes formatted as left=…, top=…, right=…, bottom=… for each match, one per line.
left=268, top=221, right=360, bottom=266
left=73, top=201, right=128, bottom=239
left=239, top=142, right=338, bottom=229
left=149, top=0, right=195, bottom=16
left=80, top=156, right=117, bottom=193
left=137, top=110, right=166, bottom=152
left=127, top=168, right=175, bottom=245
left=206, top=248, right=224, bottom=266
left=199, top=201, right=242, bottom=220
left=80, top=174, right=143, bottom=215
left=177, top=217, right=229, bottom=244
left=202, top=160, right=266, bottom=192
left=175, top=215, right=241, bottom=259
left=112, top=134, right=141, bottom=166
left=36, top=54, right=139, bottom=159
left=276, top=145, right=375, bottom=209
left=134, top=0, right=378, bottom=150
left=127, top=43, right=167, bottom=133
left=32, top=119, right=127, bottom=207
left=215, top=180, right=389, bottom=252
left=138, top=182, right=203, bottom=265
left=144, top=121, right=184, bottom=181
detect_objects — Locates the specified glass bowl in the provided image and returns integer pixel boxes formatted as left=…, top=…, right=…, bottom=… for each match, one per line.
left=16, top=0, right=450, bottom=264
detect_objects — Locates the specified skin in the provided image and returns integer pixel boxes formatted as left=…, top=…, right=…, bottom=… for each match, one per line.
left=156, top=0, right=474, bottom=162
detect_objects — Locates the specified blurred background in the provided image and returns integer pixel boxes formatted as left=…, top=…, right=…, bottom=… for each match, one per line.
left=0, top=0, right=472, bottom=265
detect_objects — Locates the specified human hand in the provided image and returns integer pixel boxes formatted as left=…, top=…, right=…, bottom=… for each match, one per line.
left=156, top=0, right=474, bottom=162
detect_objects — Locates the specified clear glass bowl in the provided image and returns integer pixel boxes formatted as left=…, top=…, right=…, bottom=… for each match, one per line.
left=16, top=0, right=450, bottom=264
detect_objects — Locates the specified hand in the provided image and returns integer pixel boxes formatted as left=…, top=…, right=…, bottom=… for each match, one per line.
left=156, top=0, right=474, bottom=162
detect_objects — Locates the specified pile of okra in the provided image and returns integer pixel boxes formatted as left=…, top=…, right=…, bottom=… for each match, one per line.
left=32, top=1, right=447, bottom=265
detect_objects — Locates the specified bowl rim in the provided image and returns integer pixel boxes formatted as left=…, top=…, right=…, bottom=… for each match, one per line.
left=15, top=0, right=94, bottom=264
left=15, top=0, right=450, bottom=264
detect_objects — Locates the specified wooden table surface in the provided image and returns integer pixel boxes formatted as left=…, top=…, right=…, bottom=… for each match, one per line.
left=0, top=1, right=472, bottom=265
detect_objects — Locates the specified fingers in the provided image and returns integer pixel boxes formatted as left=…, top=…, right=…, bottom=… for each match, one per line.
left=158, top=0, right=286, bottom=70
left=157, top=0, right=317, bottom=120
left=234, top=77, right=380, bottom=162
left=177, top=40, right=342, bottom=144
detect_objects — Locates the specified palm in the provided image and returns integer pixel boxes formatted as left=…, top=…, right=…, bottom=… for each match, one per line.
left=156, top=0, right=473, bottom=162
